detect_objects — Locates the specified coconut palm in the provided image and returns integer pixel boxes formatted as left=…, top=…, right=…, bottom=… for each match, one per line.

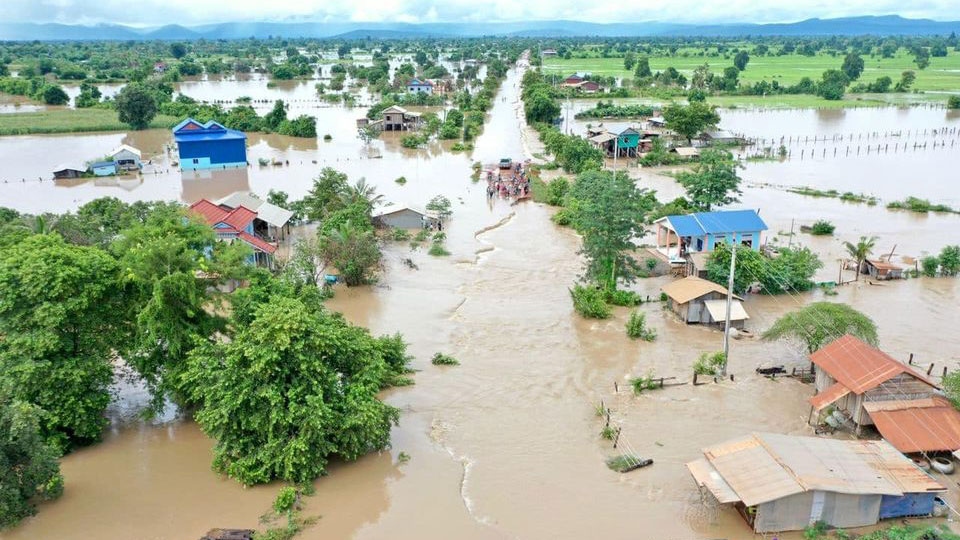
left=843, top=235, right=878, bottom=281
left=339, top=178, right=384, bottom=209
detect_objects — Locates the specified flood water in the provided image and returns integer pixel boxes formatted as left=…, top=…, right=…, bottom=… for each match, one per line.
left=2, top=62, right=960, bottom=540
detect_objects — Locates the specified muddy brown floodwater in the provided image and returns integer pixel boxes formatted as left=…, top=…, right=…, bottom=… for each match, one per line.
left=2, top=62, right=960, bottom=540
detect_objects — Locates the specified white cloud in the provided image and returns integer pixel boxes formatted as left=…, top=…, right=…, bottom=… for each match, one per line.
left=1, top=0, right=960, bottom=25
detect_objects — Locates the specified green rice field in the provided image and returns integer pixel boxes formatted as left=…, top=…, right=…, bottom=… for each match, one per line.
left=0, top=108, right=179, bottom=136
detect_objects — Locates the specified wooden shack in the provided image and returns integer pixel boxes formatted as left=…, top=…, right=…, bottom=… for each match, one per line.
left=862, top=259, right=904, bottom=280
left=660, top=276, right=748, bottom=329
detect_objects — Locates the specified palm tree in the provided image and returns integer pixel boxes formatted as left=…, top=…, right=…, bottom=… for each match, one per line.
left=339, top=178, right=384, bottom=209
left=843, top=235, right=877, bottom=281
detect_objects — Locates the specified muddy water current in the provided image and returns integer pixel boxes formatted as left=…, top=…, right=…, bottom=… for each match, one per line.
left=2, top=66, right=960, bottom=540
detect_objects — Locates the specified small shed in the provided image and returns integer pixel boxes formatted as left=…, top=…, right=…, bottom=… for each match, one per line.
left=862, top=259, right=904, bottom=280
left=575, top=81, right=601, bottom=93
left=687, top=433, right=945, bottom=533
left=109, top=144, right=142, bottom=170
left=373, top=205, right=437, bottom=229
left=660, top=276, right=748, bottom=329
left=90, top=161, right=117, bottom=177
left=670, top=146, right=700, bottom=159
left=700, top=130, right=744, bottom=146
left=52, top=162, right=87, bottom=179
left=647, top=116, right=667, bottom=128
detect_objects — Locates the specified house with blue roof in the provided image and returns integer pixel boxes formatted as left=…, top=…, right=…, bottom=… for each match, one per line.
left=406, top=78, right=433, bottom=94
left=173, top=118, right=247, bottom=171
left=654, top=209, right=767, bottom=264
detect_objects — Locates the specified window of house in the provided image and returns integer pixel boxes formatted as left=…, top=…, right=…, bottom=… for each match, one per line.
left=192, top=158, right=199, bottom=164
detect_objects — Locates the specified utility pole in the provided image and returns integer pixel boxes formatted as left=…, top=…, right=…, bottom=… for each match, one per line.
left=787, top=219, right=794, bottom=248
left=613, top=134, right=618, bottom=170
left=721, top=240, right=738, bottom=376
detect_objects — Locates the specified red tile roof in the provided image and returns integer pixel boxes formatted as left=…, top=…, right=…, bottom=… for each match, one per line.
left=189, top=199, right=230, bottom=225
left=865, top=397, right=960, bottom=453
left=222, top=205, right=257, bottom=231
left=238, top=231, right=276, bottom=254
left=810, top=334, right=937, bottom=395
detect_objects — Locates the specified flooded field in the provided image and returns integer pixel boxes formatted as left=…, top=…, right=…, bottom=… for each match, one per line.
left=2, top=65, right=960, bottom=540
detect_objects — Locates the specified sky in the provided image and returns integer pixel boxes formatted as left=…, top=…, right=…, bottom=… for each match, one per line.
left=2, top=0, right=960, bottom=26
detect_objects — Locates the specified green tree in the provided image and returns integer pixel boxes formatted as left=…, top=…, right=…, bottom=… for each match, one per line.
left=705, top=242, right=768, bottom=294
left=816, top=69, right=849, bottom=100
left=939, top=245, right=960, bottom=276
left=634, top=57, right=652, bottom=78
left=675, top=149, right=742, bottom=211
left=762, top=302, right=878, bottom=353
left=895, top=70, right=916, bottom=92
left=319, top=222, right=381, bottom=287
left=425, top=195, right=453, bottom=221
left=841, top=53, right=865, bottom=81
left=41, top=85, right=69, bottom=105
left=624, top=51, right=637, bottom=71
left=662, top=102, right=720, bottom=144
left=733, top=51, right=750, bottom=71
left=115, top=83, right=157, bottom=130
left=567, top=170, right=657, bottom=290
left=524, top=88, right=560, bottom=124
left=300, top=168, right=350, bottom=221
left=0, top=396, right=64, bottom=528
left=949, top=96, right=960, bottom=110
left=111, top=207, right=249, bottom=410
left=180, top=294, right=399, bottom=485
left=74, top=82, right=101, bottom=108
left=263, top=100, right=288, bottom=131
left=170, top=42, right=187, bottom=59
left=843, top=235, right=877, bottom=282
left=340, top=178, right=384, bottom=210
left=0, top=234, right=121, bottom=450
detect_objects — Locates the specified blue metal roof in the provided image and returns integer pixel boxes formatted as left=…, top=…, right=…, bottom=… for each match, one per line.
left=173, top=117, right=246, bottom=143
left=90, top=161, right=115, bottom=169
left=664, top=210, right=767, bottom=236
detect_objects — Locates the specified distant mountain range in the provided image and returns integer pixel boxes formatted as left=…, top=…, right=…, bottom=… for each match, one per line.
left=1, top=15, right=959, bottom=41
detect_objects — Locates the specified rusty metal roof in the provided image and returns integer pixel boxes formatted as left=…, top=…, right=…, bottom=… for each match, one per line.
left=809, top=334, right=937, bottom=395
left=865, top=259, right=902, bottom=271
left=809, top=382, right=852, bottom=411
left=661, top=276, right=741, bottom=305
left=692, top=432, right=942, bottom=507
left=866, top=397, right=960, bottom=454
left=686, top=458, right=740, bottom=504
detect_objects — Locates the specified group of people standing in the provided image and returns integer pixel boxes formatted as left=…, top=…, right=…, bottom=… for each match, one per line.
left=485, top=161, right=531, bottom=199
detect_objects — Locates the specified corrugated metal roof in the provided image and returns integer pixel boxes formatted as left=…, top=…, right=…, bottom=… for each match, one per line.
left=53, top=162, right=87, bottom=173
left=809, top=382, right=852, bottom=411
left=696, top=433, right=939, bottom=506
left=866, top=397, right=960, bottom=454
left=660, top=276, right=740, bottom=305
left=109, top=144, right=141, bottom=159
left=657, top=210, right=767, bottom=237
left=671, top=147, right=700, bottom=157
left=215, top=192, right=293, bottom=228
left=588, top=133, right=616, bottom=144
left=686, top=458, right=740, bottom=503
left=702, top=299, right=749, bottom=322
left=865, top=259, right=902, bottom=271
left=810, top=335, right=937, bottom=395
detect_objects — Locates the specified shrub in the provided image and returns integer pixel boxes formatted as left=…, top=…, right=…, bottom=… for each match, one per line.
left=949, top=95, right=960, bottom=110
left=921, top=256, right=940, bottom=277
left=600, top=426, right=617, bottom=440
left=940, top=245, right=960, bottom=276
left=428, top=243, right=450, bottom=256
left=625, top=311, right=657, bottom=341
left=810, top=220, right=835, bottom=235
left=605, top=289, right=642, bottom=307
left=545, top=177, right=570, bottom=206
left=400, top=134, right=427, bottom=148
left=631, top=372, right=661, bottom=393
left=431, top=353, right=459, bottom=366
left=413, top=230, right=430, bottom=242
left=645, top=258, right=658, bottom=271
left=693, top=351, right=726, bottom=376
left=394, top=176, right=407, bottom=185
left=323, top=134, right=332, bottom=141
left=390, top=228, right=410, bottom=241
left=551, top=207, right=575, bottom=227
left=570, top=285, right=611, bottom=319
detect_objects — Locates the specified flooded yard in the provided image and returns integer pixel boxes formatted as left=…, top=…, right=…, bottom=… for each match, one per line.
left=1, top=66, right=959, bottom=540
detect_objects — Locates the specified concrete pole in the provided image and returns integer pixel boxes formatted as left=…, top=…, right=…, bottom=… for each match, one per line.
left=721, top=240, right=737, bottom=376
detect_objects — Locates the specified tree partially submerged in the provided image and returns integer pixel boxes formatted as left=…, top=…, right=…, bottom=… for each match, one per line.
left=675, top=149, right=742, bottom=212
left=762, top=302, right=878, bottom=354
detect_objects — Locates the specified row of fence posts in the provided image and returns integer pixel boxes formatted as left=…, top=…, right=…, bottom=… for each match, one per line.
left=742, top=139, right=957, bottom=161
left=748, top=126, right=960, bottom=147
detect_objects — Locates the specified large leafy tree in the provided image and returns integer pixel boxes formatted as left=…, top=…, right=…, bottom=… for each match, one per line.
left=567, top=170, right=657, bottom=290
left=0, top=234, right=122, bottom=450
left=180, top=293, right=400, bottom=486
left=762, top=302, right=878, bottom=354
left=115, top=83, right=158, bottom=130
left=319, top=221, right=381, bottom=287
left=706, top=243, right=822, bottom=295
left=843, top=235, right=877, bottom=281
left=301, top=168, right=350, bottom=222
left=0, top=396, right=64, bottom=528
left=662, top=102, right=720, bottom=143
left=841, top=53, right=865, bottom=81
left=675, top=148, right=743, bottom=211
left=111, top=206, right=249, bottom=410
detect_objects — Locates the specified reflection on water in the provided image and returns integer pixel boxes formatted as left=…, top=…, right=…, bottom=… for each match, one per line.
left=3, top=65, right=960, bottom=540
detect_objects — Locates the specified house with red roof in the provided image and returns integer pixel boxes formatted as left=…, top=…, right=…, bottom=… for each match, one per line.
left=807, top=335, right=953, bottom=440
left=189, top=199, right=277, bottom=267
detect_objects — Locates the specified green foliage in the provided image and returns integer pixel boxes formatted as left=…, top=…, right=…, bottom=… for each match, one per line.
left=606, top=454, right=645, bottom=472
left=631, top=372, right=661, bottom=393
left=949, top=95, right=960, bottom=110
left=538, top=125, right=605, bottom=173
left=401, top=133, right=428, bottom=148
left=115, top=82, right=157, bottom=130
left=605, top=289, right=642, bottom=307
left=810, top=220, right=836, bottom=235
left=277, top=115, right=317, bottom=138
left=733, top=51, right=750, bottom=71
left=181, top=293, right=400, bottom=485
left=570, top=285, right=611, bottom=319
left=300, top=168, right=350, bottom=222
left=0, top=234, right=122, bottom=451
left=566, top=170, right=657, bottom=289
left=318, top=221, right=381, bottom=287
left=803, top=520, right=829, bottom=540
left=693, top=352, right=726, bottom=376
left=762, top=302, right=879, bottom=353
left=921, top=255, right=940, bottom=277
left=273, top=487, right=299, bottom=514
left=575, top=101, right=655, bottom=119
left=625, top=311, right=656, bottom=341
left=841, top=53, right=865, bottom=81
left=939, top=245, right=960, bottom=276
left=706, top=242, right=822, bottom=295
left=0, top=396, right=64, bottom=529
left=41, top=84, right=69, bottom=105
left=639, top=137, right=680, bottom=167
left=886, top=196, right=957, bottom=214
left=600, top=426, right=616, bottom=440
left=425, top=195, right=453, bottom=220
left=675, top=149, right=742, bottom=211
left=662, top=102, right=720, bottom=142
left=842, top=235, right=877, bottom=281
left=431, top=353, right=459, bottom=366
